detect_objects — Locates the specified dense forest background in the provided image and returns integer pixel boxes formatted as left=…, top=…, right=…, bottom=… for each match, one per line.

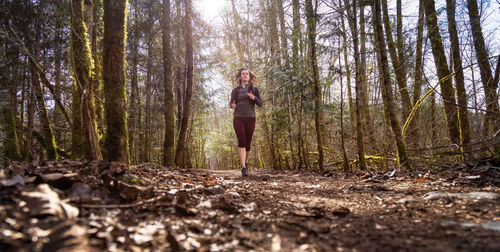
left=1, top=0, right=499, bottom=171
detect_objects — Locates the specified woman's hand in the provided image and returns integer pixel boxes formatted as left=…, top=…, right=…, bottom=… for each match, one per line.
left=247, top=92, right=255, bottom=100
left=231, top=101, right=236, bottom=109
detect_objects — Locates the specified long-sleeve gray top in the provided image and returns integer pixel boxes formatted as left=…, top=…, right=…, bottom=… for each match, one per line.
left=229, top=85, right=263, bottom=118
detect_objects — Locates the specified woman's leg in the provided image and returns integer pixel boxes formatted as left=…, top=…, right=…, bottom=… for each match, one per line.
left=233, top=117, right=247, bottom=168
left=244, top=118, right=256, bottom=165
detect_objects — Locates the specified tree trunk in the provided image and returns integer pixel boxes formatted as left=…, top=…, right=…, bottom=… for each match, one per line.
left=372, top=0, right=412, bottom=170
left=359, top=4, right=375, bottom=150
left=306, top=0, right=324, bottom=170
left=381, top=0, right=412, bottom=121
left=343, top=0, right=367, bottom=170
left=174, top=0, right=184, bottom=131
left=127, top=1, right=140, bottom=163
left=143, top=7, right=153, bottom=163
left=409, top=0, right=425, bottom=147
left=103, top=0, right=129, bottom=164
left=32, top=7, right=58, bottom=161
left=445, top=0, right=471, bottom=148
left=339, top=0, right=355, bottom=138
left=175, top=0, right=194, bottom=167
left=163, top=0, right=176, bottom=167
left=0, top=40, right=20, bottom=160
left=70, top=0, right=101, bottom=160
left=423, top=0, right=461, bottom=145
left=466, top=0, right=500, bottom=136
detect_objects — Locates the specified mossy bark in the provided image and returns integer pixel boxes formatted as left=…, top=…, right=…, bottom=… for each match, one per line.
left=103, top=0, right=129, bottom=165
left=71, top=0, right=101, bottom=160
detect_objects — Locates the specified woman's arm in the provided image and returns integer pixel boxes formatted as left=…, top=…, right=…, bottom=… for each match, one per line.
left=253, top=87, right=263, bottom=107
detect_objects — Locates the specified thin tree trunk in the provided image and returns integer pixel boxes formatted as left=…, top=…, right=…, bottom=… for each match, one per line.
left=163, top=0, right=176, bottom=167
left=144, top=8, right=153, bottom=163
left=339, top=0, right=355, bottom=138
left=446, top=0, right=471, bottom=148
left=381, top=0, right=412, bottom=121
left=372, top=0, right=412, bottom=170
left=344, top=0, right=366, bottom=170
left=306, top=0, right=324, bottom=170
left=230, top=0, right=243, bottom=64
left=409, top=0, right=425, bottom=147
left=423, top=0, right=461, bottom=145
left=127, top=2, right=139, bottom=163
left=175, top=0, right=183, bottom=131
left=103, top=0, right=129, bottom=164
left=32, top=6, right=58, bottom=161
left=467, top=0, right=500, bottom=136
left=175, top=0, right=194, bottom=167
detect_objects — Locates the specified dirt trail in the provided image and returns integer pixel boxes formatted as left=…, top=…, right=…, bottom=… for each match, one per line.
left=1, top=161, right=500, bottom=251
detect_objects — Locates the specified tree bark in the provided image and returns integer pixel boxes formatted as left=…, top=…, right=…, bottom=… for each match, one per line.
left=230, top=0, right=244, bottom=64
left=381, top=0, right=412, bottom=121
left=409, top=0, right=425, bottom=147
left=466, top=0, right=500, bottom=136
left=445, top=0, right=471, bottom=147
left=163, top=0, right=176, bottom=167
left=175, top=0, right=194, bottom=167
left=127, top=1, right=140, bottom=163
left=343, top=0, right=367, bottom=170
left=306, top=0, right=324, bottom=170
left=103, top=0, right=129, bottom=164
left=70, top=0, right=101, bottom=160
left=372, top=0, right=412, bottom=170
left=423, top=0, right=461, bottom=145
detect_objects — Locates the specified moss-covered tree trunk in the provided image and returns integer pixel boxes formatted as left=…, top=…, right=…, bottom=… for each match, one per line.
left=175, top=0, right=193, bottom=167
left=103, top=0, right=129, bottom=164
left=372, top=0, right=412, bottom=170
left=71, top=0, right=101, bottom=160
left=423, top=0, right=461, bottom=145
left=445, top=0, right=471, bottom=148
left=466, top=0, right=500, bottom=136
left=162, top=0, right=176, bottom=167
left=306, top=0, right=324, bottom=170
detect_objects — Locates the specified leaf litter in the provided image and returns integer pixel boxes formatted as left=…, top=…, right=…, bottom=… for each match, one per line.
left=0, top=160, right=499, bottom=251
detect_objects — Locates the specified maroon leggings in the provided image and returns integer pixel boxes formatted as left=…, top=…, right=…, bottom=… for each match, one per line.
left=233, top=117, right=256, bottom=151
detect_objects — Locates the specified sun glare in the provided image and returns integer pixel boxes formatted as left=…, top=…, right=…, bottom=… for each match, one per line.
left=196, top=0, right=228, bottom=23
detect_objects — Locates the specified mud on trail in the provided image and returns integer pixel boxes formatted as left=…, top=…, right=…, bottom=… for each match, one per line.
left=1, top=161, right=500, bottom=251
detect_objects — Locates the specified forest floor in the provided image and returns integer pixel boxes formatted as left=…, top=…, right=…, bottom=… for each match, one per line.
left=1, top=159, right=500, bottom=251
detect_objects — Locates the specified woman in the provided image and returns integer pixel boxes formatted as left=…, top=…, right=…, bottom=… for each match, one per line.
left=230, top=68, right=263, bottom=176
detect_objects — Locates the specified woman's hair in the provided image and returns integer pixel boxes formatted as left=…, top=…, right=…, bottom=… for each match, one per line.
left=235, top=68, right=257, bottom=87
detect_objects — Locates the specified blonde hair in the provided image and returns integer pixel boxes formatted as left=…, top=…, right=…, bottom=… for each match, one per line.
left=235, top=68, right=257, bottom=86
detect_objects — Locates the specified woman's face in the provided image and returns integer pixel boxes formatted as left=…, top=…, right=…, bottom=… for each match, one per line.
left=240, top=70, right=250, bottom=83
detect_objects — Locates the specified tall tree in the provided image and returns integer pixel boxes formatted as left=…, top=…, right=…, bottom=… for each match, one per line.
left=175, top=0, right=194, bottom=167
left=466, top=0, right=500, bottom=136
left=32, top=2, right=58, bottom=161
left=409, top=0, right=425, bottom=146
left=127, top=0, right=140, bottom=163
left=306, top=0, right=324, bottom=170
left=343, top=0, right=367, bottom=170
left=103, top=0, right=129, bottom=164
left=70, top=0, right=101, bottom=160
left=143, top=3, right=154, bottom=162
left=445, top=0, right=471, bottom=147
left=372, top=0, right=412, bottom=170
left=423, top=0, right=461, bottom=145
left=162, top=0, right=175, bottom=166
